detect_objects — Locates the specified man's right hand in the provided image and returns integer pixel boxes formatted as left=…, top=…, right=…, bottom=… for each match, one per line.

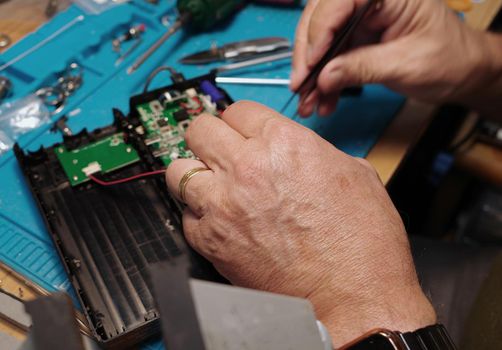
left=291, top=0, right=502, bottom=118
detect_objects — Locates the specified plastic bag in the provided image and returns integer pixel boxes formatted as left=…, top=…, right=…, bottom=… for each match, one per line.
left=72, top=0, right=130, bottom=15
left=0, top=94, right=50, bottom=155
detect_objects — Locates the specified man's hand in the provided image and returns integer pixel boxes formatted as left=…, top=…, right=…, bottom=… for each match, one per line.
left=292, top=0, right=502, bottom=118
left=165, top=101, right=436, bottom=346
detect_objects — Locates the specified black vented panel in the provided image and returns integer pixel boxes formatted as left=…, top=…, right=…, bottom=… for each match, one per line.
left=14, top=75, right=231, bottom=348
left=39, top=165, right=188, bottom=340
left=16, top=147, right=221, bottom=348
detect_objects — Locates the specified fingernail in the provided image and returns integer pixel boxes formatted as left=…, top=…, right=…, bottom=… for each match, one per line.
left=298, top=104, right=312, bottom=118
left=304, top=91, right=316, bottom=104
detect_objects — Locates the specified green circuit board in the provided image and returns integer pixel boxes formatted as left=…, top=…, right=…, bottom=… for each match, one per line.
left=56, top=88, right=218, bottom=186
left=137, top=91, right=214, bottom=166
left=56, top=133, right=140, bottom=186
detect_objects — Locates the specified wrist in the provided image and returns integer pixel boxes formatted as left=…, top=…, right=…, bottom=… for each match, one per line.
left=315, top=284, right=436, bottom=347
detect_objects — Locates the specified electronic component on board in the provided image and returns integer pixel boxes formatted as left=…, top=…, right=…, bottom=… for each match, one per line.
left=173, top=109, right=189, bottom=122
left=56, top=133, right=140, bottom=186
left=135, top=83, right=225, bottom=166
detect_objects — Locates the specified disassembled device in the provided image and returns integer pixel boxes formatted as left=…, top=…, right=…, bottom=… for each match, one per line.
left=15, top=73, right=231, bottom=348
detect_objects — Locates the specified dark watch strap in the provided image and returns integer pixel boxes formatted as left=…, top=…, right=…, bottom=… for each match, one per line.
left=400, top=324, right=456, bottom=350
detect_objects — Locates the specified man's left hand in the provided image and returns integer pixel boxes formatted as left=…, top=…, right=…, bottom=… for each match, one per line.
left=165, top=101, right=435, bottom=346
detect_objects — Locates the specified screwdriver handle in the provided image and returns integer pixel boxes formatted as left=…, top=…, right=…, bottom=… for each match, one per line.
left=177, top=0, right=245, bottom=30
left=128, top=0, right=244, bottom=73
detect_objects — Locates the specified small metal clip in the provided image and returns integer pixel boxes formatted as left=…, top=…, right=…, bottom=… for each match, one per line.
left=36, top=62, right=84, bottom=115
left=0, top=76, right=12, bottom=100
left=0, top=33, right=11, bottom=49
left=51, top=115, right=73, bottom=137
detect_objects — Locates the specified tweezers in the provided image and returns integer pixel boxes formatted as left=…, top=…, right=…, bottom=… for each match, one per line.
left=281, top=0, right=380, bottom=114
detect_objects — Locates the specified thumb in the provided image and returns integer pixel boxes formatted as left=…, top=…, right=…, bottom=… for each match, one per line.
left=317, top=41, right=407, bottom=93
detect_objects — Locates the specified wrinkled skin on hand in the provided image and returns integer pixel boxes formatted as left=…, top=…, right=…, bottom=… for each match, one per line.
left=292, top=0, right=502, bottom=117
left=166, top=101, right=435, bottom=346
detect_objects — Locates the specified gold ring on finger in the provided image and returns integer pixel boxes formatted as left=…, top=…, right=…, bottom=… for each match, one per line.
left=178, top=167, right=209, bottom=203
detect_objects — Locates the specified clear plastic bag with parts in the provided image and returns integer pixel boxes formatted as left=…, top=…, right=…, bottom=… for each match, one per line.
left=0, top=94, right=50, bottom=155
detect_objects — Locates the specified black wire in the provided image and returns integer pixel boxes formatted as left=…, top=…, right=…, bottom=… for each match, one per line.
left=143, top=66, right=178, bottom=93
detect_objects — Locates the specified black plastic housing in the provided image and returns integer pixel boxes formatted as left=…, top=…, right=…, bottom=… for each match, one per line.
left=14, top=74, right=231, bottom=349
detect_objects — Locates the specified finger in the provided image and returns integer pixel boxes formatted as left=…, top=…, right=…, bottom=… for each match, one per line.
left=297, top=89, right=319, bottom=117
left=185, top=113, right=245, bottom=169
left=165, top=158, right=215, bottom=216
left=181, top=207, right=205, bottom=254
left=291, top=0, right=322, bottom=90
left=317, top=40, right=405, bottom=93
left=317, top=92, right=340, bottom=116
left=221, top=100, right=294, bottom=138
left=307, top=0, right=362, bottom=67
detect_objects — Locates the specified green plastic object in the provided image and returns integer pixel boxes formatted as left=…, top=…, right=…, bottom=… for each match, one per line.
left=56, top=133, right=140, bottom=186
left=177, top=0, right=245, bottom=30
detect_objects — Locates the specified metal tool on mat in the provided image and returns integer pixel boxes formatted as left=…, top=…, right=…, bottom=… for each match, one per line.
left=0, top=33, right=11, bottom=50
left=113, top=24, right=146, bottom=66
left=127, top=0, right=245, bottom=74
left=215, top=76, right=290, bottom=85
left=0, top=15, right=85, bottom=72
left=116, top=39, right=143, bottom=66
left=51, top=115, right=73, bottom=136
left=45, top=0, right=59, bottom=17
left=113, top=24, right=145, bottom=52
left=0, top=76, right=12, bottom=100
left=36, top=62, right=84, bottom=114
left=212, top=52, right=363, bottom=98
left=0, top=290, right=31, bottom=331
left=0, top=261, right=92, bottom=337
left=215, top=76, right=363, bottom=97
left=281, top=0, right=380, bottom=113
left=179, top=37, right=291, bottom=64
left=214, top=50, right=292, bottom=73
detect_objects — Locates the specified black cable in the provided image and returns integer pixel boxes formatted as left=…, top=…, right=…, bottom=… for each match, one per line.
left=143, top=66, right=184, bottom=93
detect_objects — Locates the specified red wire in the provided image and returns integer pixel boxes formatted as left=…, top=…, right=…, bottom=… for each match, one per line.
left=191, top=96, right=204, bottom=114
left=181, top=96, right=204, bottom=114
left=88, top=169, right=166, bottom=186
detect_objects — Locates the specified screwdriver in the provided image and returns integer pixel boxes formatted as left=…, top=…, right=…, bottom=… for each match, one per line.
left=127, top=0, right=245, bottom=74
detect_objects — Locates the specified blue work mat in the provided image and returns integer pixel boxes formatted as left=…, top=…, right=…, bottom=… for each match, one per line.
left=0, top=1, right=404, bottom=349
